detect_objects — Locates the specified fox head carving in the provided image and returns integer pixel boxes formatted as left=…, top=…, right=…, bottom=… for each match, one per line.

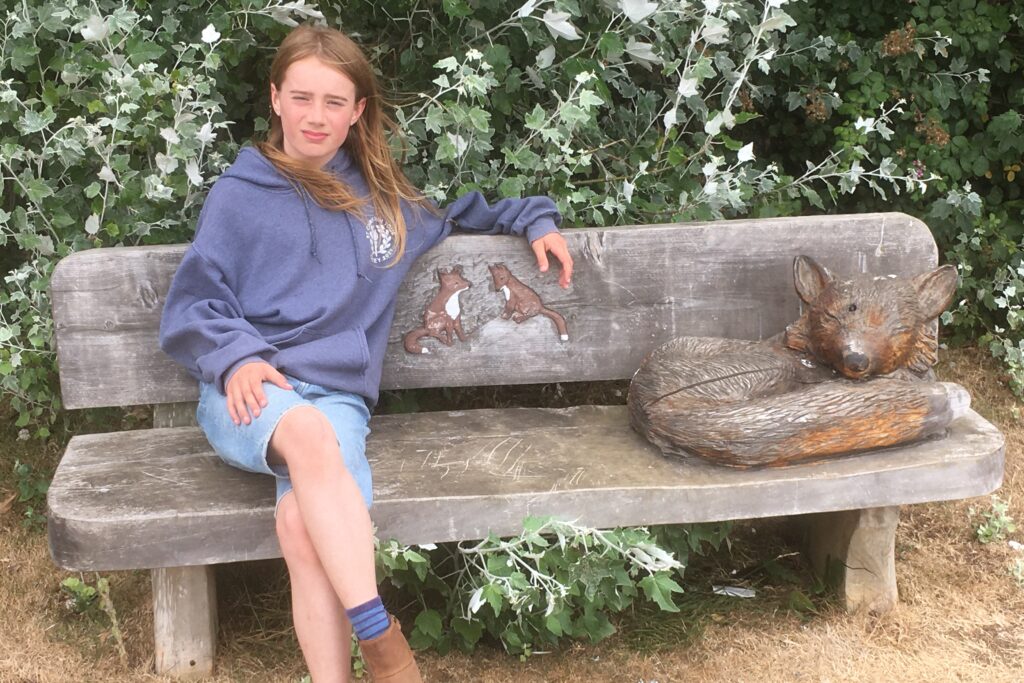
left=783, top=255, right=958, bottom=379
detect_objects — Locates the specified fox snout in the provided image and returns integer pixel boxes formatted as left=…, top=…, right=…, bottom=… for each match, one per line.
left=840, top=348, right=871, bottom=378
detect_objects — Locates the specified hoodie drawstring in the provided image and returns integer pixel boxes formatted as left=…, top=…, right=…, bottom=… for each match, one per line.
left=298, top=188, right=321, bottom=263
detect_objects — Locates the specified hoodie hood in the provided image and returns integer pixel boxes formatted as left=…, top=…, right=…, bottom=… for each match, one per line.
left=222, top=145, right=355, bottom=188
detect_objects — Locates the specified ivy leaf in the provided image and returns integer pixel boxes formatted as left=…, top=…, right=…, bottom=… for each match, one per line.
left=515, top=0, right=542, bottom=18
left=639, top=574, right=683, bottom=612
left=18, top=108, right=56, bottom=135
left=413, top=608, right=443, bottom=640
left=621, top=0, right=658, bottom=24
left=578, top=610, right=616, bottom=641
left=452, top=617, right=483, bottom=645
left=701, top=16, right=730, bottom=45
left=482, top=584, right=504, bottom=616
left=536, top=45, right=556, bottom=69
left=760, top=10, right=796, bottom=33
left=578, top=90, right=604, bottom=109
left=442, top=0, right=472, bottom=18
left=625, top=39, right=661, bottom=66
left=24, top=179, right=54, bottom=204
left=542, top=10, right=582, bottom=41
left=988, top=111, right=1021, bottom=138
left=544, top=612, right=563, bottom=636
left=524, top=104, right=547, bottom=130
left=467, top=107, right=490, bottom=133
left=598, top=33, right=624, bottom=60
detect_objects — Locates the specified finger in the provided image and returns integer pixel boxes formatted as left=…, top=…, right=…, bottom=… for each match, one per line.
left=242, top=383, right=262, bottom=422
left=552, top=242, right=574, bottom=288
left=226, top=393, right=240, bottom=426
left=268, top=368, right=293, bottom=391
left=532, top=240, right=550, bottom=272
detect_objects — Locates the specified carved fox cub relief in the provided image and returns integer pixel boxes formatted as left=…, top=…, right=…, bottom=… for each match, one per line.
left=403, top=266, right=471, bottom=354
left=488, top=263, right=569, bottom=342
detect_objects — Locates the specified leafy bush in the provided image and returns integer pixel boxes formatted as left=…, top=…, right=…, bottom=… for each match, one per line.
left=377, top=518, right=731, bottom=655
left=0, top=0, right=309, bottom=433
left=759, top=0, right=1024, bottom=386
left=2, top=0, right=935, bottom=434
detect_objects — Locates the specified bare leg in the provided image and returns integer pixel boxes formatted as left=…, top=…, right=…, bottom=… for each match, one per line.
left=271, top=407, right=420, bottom=683
left=276, top=492, right=352, bottom=683
left=269, top=406, right=379, bottom=608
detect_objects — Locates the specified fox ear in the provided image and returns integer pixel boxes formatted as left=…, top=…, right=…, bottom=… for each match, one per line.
left=913, top=264, right=958, bottom=320
left=453, top=265, right=463, bottom=275
left=793, top=255, right=833, bottom=304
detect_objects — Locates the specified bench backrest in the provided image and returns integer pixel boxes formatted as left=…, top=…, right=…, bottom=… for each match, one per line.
left=51, top=213, right=937, bottom=410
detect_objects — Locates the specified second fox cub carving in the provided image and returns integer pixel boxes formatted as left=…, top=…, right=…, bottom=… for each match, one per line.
left=628, top=255, right=968, bottom=467
left=488, top=263, right=569, bottom=341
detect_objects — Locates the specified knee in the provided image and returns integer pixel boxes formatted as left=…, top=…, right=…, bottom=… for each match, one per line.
left=271, top=406, right=337, bottom=467
left=275, top=495, right=318, bottom=565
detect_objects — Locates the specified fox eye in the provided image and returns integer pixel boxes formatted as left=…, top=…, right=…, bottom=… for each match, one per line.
left=847, top=303, right=857, bottom=312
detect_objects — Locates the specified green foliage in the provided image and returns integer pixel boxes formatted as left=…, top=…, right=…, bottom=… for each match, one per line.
left=13, top=457, right=49, bottom=529
left=376, top=517, right=730, bottom=656
left=4, top=0, right=939, bottom=433
left=761, top=0, right=1024, bottom=387
left=0, top=0, right=305, bottom=432
left=59, top=574, right=127, bottom=663
left=936, top=188, right=1024, bottom=391
left=974, top=495, right=1016, bottom=544
left=1011, top=557, right=1024, bottom=588
left=60, top=576, right=99, bottom=615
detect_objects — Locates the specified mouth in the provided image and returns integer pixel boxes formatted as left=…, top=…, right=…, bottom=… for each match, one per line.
left=302, top=130, right=329, bottom=142
left=839, top=366, right=870, bottom=380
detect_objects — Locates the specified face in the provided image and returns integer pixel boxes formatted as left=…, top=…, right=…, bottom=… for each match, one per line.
left=270, top=55, right=367, bottom=169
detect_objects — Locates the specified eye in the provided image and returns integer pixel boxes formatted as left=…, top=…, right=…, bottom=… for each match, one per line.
left=847, top=303, right=858, bottom=312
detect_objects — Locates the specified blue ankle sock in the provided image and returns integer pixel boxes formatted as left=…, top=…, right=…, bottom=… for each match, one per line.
left=346, top=596, right=390, bottom=641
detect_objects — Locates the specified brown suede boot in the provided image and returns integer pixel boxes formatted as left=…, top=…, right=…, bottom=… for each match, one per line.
left=358, top=615, right=423, bottom=682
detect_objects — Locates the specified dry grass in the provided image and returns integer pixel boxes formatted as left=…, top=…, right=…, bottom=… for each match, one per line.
left=2, top=346, right=1023, bottom=682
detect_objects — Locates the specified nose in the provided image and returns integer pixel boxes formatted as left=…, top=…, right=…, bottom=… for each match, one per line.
left=842, top=350, right=870, bottom=375
left=307, top=99, right=326, bottom=124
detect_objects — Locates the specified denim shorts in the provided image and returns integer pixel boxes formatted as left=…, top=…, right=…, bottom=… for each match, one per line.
left=196, top=375, right=373, bottom=514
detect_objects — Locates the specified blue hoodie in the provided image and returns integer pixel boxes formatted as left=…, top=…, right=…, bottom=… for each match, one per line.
left=159, top=146, right=561, bottom=405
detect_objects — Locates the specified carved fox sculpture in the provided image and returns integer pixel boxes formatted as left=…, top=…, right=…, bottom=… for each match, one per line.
left=403, top=266, right=471, bottom=354
left=627, top=255, right=970, bottom=468
left=488, top=263, right=569, bottom=341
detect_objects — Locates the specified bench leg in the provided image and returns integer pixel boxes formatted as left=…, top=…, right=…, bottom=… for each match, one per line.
left=152, top=566, right=218, bottom=677
left=804, top=506, right=899, bottom=614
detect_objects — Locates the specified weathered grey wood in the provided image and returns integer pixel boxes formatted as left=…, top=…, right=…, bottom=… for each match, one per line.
left=153, top=566, right=217, bottom=677
left=151, top=403, right=215, bottom=677
left=153, top=403, right=199, bottom=429
left=47, top=405, right=1003, bottom=571
left=804, top=506, right=900, bottom=614
left=52, top=213, right=937, bottom=409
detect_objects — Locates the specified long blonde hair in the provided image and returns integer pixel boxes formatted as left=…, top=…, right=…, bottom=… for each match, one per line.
left=257, top=24, right=427, bottom=264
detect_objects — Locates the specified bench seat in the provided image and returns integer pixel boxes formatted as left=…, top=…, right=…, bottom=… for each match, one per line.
left=49, top=404, right=1004, bottom=571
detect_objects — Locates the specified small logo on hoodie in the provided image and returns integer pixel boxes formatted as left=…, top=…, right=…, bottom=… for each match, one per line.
left=365, top=216, right=396, bottom=265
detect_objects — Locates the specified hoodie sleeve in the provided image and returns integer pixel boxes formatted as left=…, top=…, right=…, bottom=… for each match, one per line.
left=159, top=244, right=278, bottom=394
left=429, top=191, right=562, bottom=249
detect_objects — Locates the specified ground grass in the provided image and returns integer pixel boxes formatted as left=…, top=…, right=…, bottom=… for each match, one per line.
left=1, top=346, right=1022, bottom=682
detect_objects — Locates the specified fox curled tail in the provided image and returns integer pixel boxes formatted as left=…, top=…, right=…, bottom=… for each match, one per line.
left=627, top=337, right=970, bottom=467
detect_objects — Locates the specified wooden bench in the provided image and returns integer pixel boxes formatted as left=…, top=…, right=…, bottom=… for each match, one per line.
left=47, top=212, right=1005, bottom=678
